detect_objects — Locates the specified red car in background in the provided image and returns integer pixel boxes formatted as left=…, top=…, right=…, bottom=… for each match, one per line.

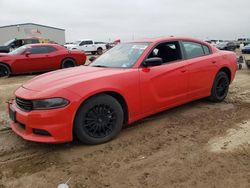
left=0, top=44, right=86, bottom=77
left=8, top=37, right=237, bottom=144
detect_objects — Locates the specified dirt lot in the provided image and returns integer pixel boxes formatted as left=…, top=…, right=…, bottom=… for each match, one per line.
left=0, top=67, right=250, bottom=188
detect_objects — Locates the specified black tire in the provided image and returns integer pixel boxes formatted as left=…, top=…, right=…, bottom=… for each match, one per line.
left=0, top=64, right=10, bottom=77
left=246, top=62, right=250, bottom=69
left=97, top=48, right=103, bottom=55
left=91, top=51, right=96, bottom=55
left=61, top=58, right=76, bottom=68
left=208, top=71, right=230, bottom=102
left=238, top=64, right=242, bottom=70
left=74, top=94, right=124, bottom=144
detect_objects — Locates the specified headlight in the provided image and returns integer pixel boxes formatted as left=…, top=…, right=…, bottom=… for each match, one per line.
left=32, top=98, right=69, bottom=110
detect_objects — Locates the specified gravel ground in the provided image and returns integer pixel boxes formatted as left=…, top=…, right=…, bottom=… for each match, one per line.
left=0, top=66, right=250, bottom=188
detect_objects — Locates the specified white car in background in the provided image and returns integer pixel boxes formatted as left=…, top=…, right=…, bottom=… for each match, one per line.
left=65, top=39, right=106, bottom=55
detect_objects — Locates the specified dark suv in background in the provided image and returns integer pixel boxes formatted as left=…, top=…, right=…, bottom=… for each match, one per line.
left=0, top=38, right=40, bottom=53
left=216, top=41, right=238, bottom=51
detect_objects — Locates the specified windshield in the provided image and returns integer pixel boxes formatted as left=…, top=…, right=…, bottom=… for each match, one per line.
left=9, top=45, right=28, bottom=55
left=90, top=43, right=150, bottom=68
left=4, top=39, right=15, bottom=46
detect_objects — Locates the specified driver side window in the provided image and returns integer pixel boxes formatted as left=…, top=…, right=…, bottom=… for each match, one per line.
left=148, top=41, right=183, bottom=64
left=26, top=46, right=48, bottom=54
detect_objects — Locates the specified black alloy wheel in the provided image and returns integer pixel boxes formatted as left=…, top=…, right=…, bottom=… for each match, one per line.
left=215, top=76, right=229, bottom=99
left=83, top=104, right=117, bottom=138
left=74, top=94, right=124, bottom=144
left=208, top=71, right=229, bottom=102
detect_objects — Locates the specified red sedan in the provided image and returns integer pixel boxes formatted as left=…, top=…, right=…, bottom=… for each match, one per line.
left=0, top=44, right=86, bottom=77
left=8, top=37, right=237, bottom=144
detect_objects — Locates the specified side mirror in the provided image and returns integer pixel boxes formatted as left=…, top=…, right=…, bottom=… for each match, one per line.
left=143, top=57, right=163, bottom=67
left=89, top=56, right=96, bottom=62
left=25, top=51, right=31, bottom=57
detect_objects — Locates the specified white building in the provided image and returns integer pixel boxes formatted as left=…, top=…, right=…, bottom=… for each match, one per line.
left=0, top=23, right=66, bottom=45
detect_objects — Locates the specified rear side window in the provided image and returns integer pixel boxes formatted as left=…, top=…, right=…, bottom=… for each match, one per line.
left=202, top=45, right=210, bottom=55
left=182, top=41, right=211, bottom=59
left=46, top=46, right=57, bottom=53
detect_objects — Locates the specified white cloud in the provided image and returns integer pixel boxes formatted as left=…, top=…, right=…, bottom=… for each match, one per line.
left=0, top=0, right=249, bottom=42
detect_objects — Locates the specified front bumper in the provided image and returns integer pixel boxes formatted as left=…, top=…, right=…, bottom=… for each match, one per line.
left=9, top=101, right=75, bottom=143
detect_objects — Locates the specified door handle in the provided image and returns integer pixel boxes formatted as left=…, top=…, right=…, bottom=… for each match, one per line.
left=212, top=61, right=216, bottom=64
left=181, top=70, right=187, bottom=73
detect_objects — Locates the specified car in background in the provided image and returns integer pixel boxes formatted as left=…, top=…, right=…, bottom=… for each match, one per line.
left=8, top=37, right=237, bottom=144
left=242, top=44, right=250, bottom=54
left=64, top=39, right=106, bottom=55
left=0, top=38, right=42, bottom=53
left=216, top=41, right=237, bottom=51
left=0, top=44, right=86, bottom=77
left=237, top=38, right=250, bottom=46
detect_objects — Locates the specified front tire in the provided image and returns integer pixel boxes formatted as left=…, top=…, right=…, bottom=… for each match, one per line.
left=74, top=94, right=124, bottom=144
left=61, top=58, right=76, bottom=69
left=208, top=71, right=229, bottom=102
left=0, top=64, right=10, bottom=77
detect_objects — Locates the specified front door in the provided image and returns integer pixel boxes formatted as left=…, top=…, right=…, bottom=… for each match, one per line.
left=13, top=46, right=52, bottom=73
left=139, top=41, right=188, bottom=114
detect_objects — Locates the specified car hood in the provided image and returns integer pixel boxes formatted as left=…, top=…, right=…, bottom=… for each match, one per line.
left=0, top=53, right=10, bottom=57
left=23, top=66, right=129, bottom=92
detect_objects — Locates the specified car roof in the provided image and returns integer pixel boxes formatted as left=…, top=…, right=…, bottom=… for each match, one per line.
left=26, top=43, right=60, bottom=47
left=131, top=36, right=210, bottom=45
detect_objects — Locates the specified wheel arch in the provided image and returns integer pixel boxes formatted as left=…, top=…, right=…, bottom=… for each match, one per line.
left=72, top=90, right=129, bottom=141
left=218, top=66, right=231, bottom=83
left=74, top=90, right=129, bottom=125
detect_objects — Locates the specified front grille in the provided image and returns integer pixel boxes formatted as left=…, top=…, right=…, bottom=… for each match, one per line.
left=16, top=97, right=33, bottom=111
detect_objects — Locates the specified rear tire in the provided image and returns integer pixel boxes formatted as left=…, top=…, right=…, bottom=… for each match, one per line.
left=61, top=58, right=76, bottom=69
left=238, top=64, right=242, bottom=70
left=97, top=48, right=103, bottom=55
left=246, top=62, right=250, bottom=69
left=74, top=94, right=124, bottom=144
left=208, top=71, right=229, bottom=102
left=0, top=64, right=10, bottom=77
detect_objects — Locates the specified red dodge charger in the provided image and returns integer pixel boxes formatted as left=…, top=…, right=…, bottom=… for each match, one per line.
left=0, top=44, right=86, bottom=77
left=8, top=37, right=237, bottom=144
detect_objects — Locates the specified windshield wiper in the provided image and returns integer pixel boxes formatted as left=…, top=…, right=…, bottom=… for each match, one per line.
left=91, top=65, right=108, bottom=68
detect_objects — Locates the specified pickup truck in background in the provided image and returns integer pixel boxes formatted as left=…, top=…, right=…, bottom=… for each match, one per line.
left=64, top=39, right=107, bottom=55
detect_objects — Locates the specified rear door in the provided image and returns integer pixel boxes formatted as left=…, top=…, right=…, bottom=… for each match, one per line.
left=181, top=41, right=218, bottom=100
